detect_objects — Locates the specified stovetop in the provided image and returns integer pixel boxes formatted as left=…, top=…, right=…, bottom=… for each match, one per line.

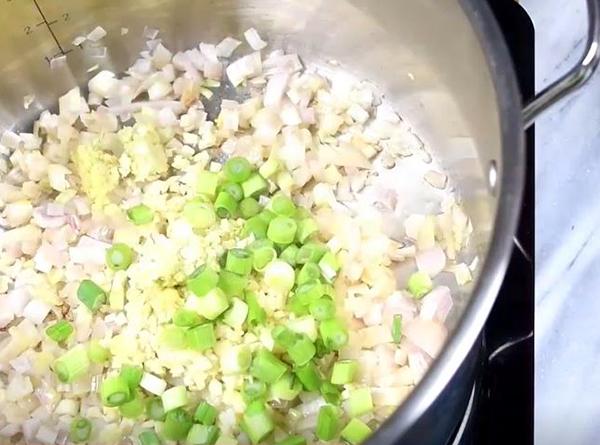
left=456, top=1, right=535, bottom=444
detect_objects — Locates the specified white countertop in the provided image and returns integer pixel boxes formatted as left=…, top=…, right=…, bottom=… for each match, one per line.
left=522, top=0, right=600, bottom=444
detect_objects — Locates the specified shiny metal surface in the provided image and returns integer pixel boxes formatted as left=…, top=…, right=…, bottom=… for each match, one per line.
left=0, top=0, right=527, bottom=443
left=523, top=0, right=600, bottom=127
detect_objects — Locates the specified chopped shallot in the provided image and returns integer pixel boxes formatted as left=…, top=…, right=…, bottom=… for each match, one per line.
left=415, top=245, right=447, bottom=277
left=404, top=318, right=448, bottom=358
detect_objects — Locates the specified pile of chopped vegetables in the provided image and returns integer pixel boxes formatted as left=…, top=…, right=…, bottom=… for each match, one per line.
left=0, top=26, right=474, bottom=445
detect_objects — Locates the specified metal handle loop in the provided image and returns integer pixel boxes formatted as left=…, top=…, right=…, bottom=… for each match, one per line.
left=523, top=0, right=600, bottom=128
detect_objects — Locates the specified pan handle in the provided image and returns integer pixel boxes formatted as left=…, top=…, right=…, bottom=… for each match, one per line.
left=522, top=0, right=600, bottom=128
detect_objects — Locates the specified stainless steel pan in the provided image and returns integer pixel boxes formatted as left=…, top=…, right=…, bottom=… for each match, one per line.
left=0, top=0, right=597, bottom=443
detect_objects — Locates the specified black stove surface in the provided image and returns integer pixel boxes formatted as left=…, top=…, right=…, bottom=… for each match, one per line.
left=458, top=1, right=535, bottom=444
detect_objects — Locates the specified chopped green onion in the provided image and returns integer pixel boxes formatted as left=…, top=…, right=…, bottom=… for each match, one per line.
left=224, top=156, right=252, bottom=183
left=183, top=199, right=217, bottom=229
left=146, top=397, right=165, bottom=421
left=257, top=209, right=276, bottom=224
left=243, top=380, right=267, bottom=402
left=45, top=320, right=73, bottom=343
left=258, top=158, right=279, bottom=179
left=250, top=349, right=288, bottom=383
left=270, top=194, right=296, bottom=217
left=161, top=385, right=189, bottom=412
left=287, top=316, right=318, bottom=341
left=159, top=325, right=188, bottom=349
left=240, top=197, right=261, bottom=218
left=163, top=407, right=193, bottom=441
left=296, top=218, right=319, bottom=244
left=330, top=360, right=358, bottom=385
left=220, top=182, right=244, bottom=201
left=296, top=242, right=327, bottom=265
left=220, top=347, right=251, bottom=377
left=276, top=170, right=294, bottom=193
left=392, top=314, right=403, bottom=343
left=249, top=238, right=275, bottom=251
left=53, top=344, right=90, bottom=383
left=245, top=291, right=266, bottom=327
left=127, top=204, right=154, bottom=225
left=198, top=288, right=231, bottom=319
left=316, top=405, right=340, bottom=441
left=407, top=271, right=433, bottom=299
left=223, top=298, right=249, bottom=329
left=197, top=171, right=220, bottom=198
left=88, top=340, right=110, bottom=364
left=77, top=279, right=106, bottom=313
left=106, top=243, right=134, bottom=271
left=309, top=297, right=336, bottom=321
left=263, top=259, right=296, bottom=294
left=322, top=284, right=336, bottom=298
left=243, top=215, right=268, bottom=239
left=295, top=362, right=322, bottom=391
left=320, top=382, right=342, bottom=405
left=294, top=207, right=311, bottom=220
left=318, top=251, right=340, bottom=282
left=288, top=295, right=310, bottom=317
left=69, top=417, right=91, bottom=443
left=187, top=265, right=219, bottom=297
left=347, top=387, right=374, bottom=417
left=267, top=216, right=297, bottom=245
left=241, top=172, right=269, bottom=198
left=296, top=263, right=322, bottom=286
left=252, top=245, right=277, bottom=272
left=100, top=376, right=131, bottom=407
left=173, top=309, right=203, bottom=327
left=194, top=401, right=218, bottom=425
left=218, top=271, right=248, bottom=298
left=119, top=392, right=145, bottom=418
left=214, top=191, right=238, bottom=218
left=279, top=244, right=299, bottom=266
left=241, top=401, right=274, bottom=444
left=295, top=281, right=324, bottom=306
left=287, top=335, right=316, bottom=367
left=272, top=325, right=298, bottom=349
left=120, top=364, right=143, bottom=391
left=319, top=318, right=348, bottom=350
left=186, top=323, right=216, bottom=351
left=276, top=435, right=307, bottom=445
left=340, top=418, right=372, bottom=445
left=187, top=424, right=220, bottom=445
left=139, top=430, right=162, bottom=445
left=225, top=248, right=253, bottom=276
left=269, top=373, right=302, bottom=401
left=315, top=337, right=331, bottom=358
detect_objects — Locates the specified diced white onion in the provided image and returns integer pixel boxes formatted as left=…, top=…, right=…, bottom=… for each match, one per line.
left=244, top=27, right=267, bottom=50
left=69, top=235, right=111, bottom=266
left=22, top=299, right=52, bottom=325
left=216, top=37, right=242, bottom=57
left=88, top=70, right=118, bottom=98
left=226, top=52, right=262, bottom=87
left=86, top=26, right=107, bottom=42
left=263, top=73, right=289, bottom=108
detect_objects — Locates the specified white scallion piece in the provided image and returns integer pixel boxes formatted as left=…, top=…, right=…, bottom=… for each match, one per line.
left=140, top=372, right=167, bottom=395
